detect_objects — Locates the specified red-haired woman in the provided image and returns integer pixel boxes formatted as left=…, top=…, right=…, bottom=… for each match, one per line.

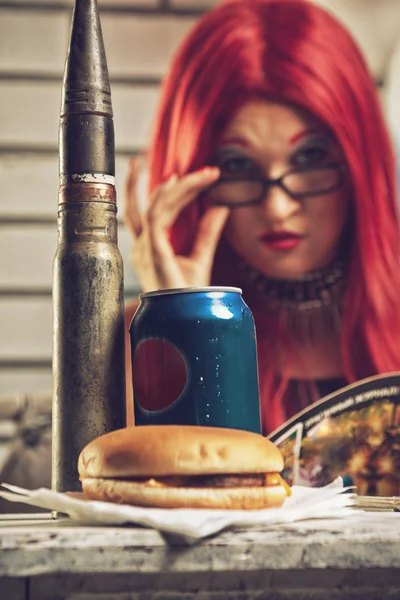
left=124, top=0, right=400, bottom=435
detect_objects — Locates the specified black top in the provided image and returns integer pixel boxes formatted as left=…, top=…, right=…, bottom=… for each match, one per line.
left=285, top=377, right=348, bottom=422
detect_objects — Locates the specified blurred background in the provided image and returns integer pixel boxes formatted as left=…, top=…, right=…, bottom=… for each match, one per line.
left=0, top=0, right=399, bottom=400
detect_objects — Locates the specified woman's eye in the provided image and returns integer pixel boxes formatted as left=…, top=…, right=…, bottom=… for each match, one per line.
left=216, top=155, right=259, bottom=176
left=293, top=146, right=328, bottom=166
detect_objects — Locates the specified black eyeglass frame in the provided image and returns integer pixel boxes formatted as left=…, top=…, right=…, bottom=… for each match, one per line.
left=206, top=162, right=346, bottom=208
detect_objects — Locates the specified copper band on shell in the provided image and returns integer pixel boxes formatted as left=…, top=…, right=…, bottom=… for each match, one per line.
left=58, top=183, right=116, bottom=205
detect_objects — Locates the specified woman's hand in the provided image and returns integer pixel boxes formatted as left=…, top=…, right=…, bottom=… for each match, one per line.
left=124, top=158, right=230, bottom=292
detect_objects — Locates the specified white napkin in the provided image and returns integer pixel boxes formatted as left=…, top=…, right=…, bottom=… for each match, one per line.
left=0, top=478, right=356, bottom=545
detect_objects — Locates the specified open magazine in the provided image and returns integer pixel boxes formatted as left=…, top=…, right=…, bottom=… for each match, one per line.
left=268, top=373, right=400, bottom=497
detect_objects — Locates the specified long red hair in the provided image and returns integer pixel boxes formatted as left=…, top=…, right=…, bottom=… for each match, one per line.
left=146, top=0, right=400, bottom=433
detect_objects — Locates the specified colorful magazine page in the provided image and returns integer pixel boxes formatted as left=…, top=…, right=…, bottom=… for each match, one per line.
left=268, top=373, right=400, bottom=496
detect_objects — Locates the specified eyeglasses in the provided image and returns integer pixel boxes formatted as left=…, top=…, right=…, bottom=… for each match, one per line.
left=206, top=162, right=345, bottom=208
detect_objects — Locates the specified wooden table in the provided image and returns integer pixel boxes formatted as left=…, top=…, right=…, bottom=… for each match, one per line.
left=1, top=511, right=400, bottom=599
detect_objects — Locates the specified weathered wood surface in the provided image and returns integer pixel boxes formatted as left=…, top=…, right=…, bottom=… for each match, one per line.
left=1, top=512, right=400, bottom=598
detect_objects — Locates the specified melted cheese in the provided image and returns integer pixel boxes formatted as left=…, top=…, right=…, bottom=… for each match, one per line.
left=144, top=477, right=188, bottom=488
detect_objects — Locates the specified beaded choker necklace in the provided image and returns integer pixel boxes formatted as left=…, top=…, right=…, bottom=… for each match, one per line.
left=238, top=257, right=346, bottom=313
left=235, top=254, right=347, bottom=381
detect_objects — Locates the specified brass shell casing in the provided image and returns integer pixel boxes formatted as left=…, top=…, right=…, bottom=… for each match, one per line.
left=52, top=185, right=126, bottom=493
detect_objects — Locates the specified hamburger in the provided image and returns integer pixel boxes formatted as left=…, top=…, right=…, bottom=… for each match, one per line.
left=78, top=425, right=291, bottom=509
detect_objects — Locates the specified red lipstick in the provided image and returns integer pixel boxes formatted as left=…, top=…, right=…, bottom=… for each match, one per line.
left=260, top=231, right=303, bottom=251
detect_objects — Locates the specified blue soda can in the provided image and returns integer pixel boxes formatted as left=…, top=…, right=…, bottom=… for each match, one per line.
left=130, top=286, right=261, bottom=433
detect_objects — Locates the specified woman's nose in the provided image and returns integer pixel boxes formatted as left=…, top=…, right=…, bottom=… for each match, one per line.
left=260, top=185, right=300, bottom=222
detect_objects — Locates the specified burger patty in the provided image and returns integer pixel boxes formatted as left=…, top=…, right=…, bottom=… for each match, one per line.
left=185, top=474, right=268, bottom=487
left=120, top=473, right=288, bottom=489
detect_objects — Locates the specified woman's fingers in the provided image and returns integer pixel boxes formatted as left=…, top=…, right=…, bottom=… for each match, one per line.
left=123, top=157, right=143, bottom=238
left=131, top=166, right=225, bottom=291
left=191, top=206, right=230, bottom=268
left=147, top=167, right=220, bottom=231
left=171, top=167, right=220, bottom=200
